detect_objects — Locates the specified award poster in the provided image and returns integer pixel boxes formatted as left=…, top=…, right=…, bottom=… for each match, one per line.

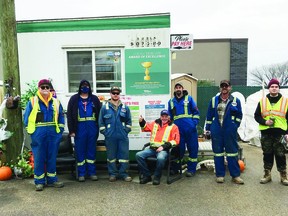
left=125, top=48, right=170, bottom=95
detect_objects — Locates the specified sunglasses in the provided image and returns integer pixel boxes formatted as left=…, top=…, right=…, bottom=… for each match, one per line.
left=111, top=92, right=120, bottom=95
left=220, top=84, right=229, bottom=88
left=40, top=85, right=50, bottom=90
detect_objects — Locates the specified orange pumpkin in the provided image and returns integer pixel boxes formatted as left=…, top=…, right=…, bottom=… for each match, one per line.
left=0, top=166, right=13, bottom=181
left=238, top=160, right=245, bottom=172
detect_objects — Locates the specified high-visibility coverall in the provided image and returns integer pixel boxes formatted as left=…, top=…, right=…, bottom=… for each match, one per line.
left=99, top=100, right=132, bottom=179
left=136, top=118, right=180, bottom=178
left=168, top=91, right=200, bottom=173
left=24, top=92, right=65, bottom=185
left=205, top=95, right=242, bottom=178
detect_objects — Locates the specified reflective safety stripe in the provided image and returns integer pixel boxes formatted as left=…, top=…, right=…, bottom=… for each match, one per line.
left=100, top=126, right=106, bottom=131
left=78, top=117, right=96, bottom=121
left=86, top=159, right=95, bottom=164
left=260, top=96, right=288, bottom=131
left=261, top=97, right=287, bottom=118
left=214, top=152, right=225, bottom=157
left=107, top=159, right=116, bottom=163
left=174, top=114, right=193, bottom=120
left=34, top=173, right=45, bottom=179
left=27, top=96, right=60, bottom=133
left=235, top=118, right=241, bottom=122
left=149, top=123, right=175, bottom=147
left=119, top=159, right=129, bottom=163
left=47, top=172, right=56, bottom=177
left=172, top=95, right=195, bottom=120
left=77, top=160, right=86, bottom=166
left=78, top=109, right=96, bottom=121
left=226, top=153, right=238, bottom=157
left=188, top=157, right=198, bottom=162
left=214, top=152, right=238, bottom=157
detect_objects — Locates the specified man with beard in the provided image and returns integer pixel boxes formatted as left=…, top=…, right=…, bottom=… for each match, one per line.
left=254, top=78, right=288, bottom=186
left=168, top=82, right=200, bottom=177
left=205, top=80, right=244, bottom=184
left=99, top=86, right=132, bottom=182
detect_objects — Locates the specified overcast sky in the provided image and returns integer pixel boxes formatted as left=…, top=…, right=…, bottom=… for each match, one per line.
left=15, top=0, right=288, bottom=78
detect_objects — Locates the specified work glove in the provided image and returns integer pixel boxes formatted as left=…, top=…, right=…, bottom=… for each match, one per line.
left=205, top=131, right=211, bottom=140
left=161, top=142, right=172, bottom=150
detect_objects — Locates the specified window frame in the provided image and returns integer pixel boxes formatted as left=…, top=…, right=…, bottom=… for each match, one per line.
left=64, top=47, right=125, bottom=94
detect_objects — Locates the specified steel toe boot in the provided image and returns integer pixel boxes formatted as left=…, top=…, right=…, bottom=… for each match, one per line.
left=260, top=169, right=272, bottom=184
left=280, top=171, right=288, bottom=186
left=232, top=176, right=244, bottom=184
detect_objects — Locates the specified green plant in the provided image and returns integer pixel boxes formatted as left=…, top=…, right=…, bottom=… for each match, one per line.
left=20, top=80, right=38, bottom=109
left=8, top=149, right=34, bottom=178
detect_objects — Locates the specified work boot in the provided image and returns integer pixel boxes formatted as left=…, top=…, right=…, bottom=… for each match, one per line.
left=140, top=176, right=152, bottom=184
left=124, top=176, right=132, bottom=182
left=280, top=171, right=288, bottom=186
left=260, top=169, right=272, bottom=184
left=109, top=176, right=117, bottom=182
left=216, top=177, right=225, bottom=183
left=35, top=184, right=44, bottom=191
left=78, top=176, right=85, bottom=182
left=186, top=172, right=195, bottom=177
left=47, top=181, right=64, bottom=188
left=90, top=175, right=98, bottom=181
left=232, top=176, right=244, bottom=184
left=153, top=176, right=161, bottom=185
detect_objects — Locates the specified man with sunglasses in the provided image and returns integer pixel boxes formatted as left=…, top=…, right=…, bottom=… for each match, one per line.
left=24, top=79, right=65, bottom=191
left=67, top=80, right=101, bottom=182
left=205, top=80, right=244, bottom=184
left=254, top=78, right=288, bottom=186
left=99, top=86, right=132, bottom=182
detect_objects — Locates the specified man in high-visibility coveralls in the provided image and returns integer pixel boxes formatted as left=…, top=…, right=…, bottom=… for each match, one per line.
left=67, top=80, right=101, bottom=182
left=205, top=80, right=244, bottom=184
left=136, top=109, right=180, bottom=185
left=99, top=86, right=132, bottom=182
left=168, top=82, right=200, bottom=177
left=24, top=79, right=65, bottom=191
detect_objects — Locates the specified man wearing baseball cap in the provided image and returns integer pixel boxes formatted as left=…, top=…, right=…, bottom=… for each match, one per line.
left=99, top=86, right=133, bottom=182
left=24, top=79, right=65, bottom=191
left=136, top=109, right=180, bottom=185
left=205, top=80, right=244, bottom=184
left=254, top=78, right=288, bottom=186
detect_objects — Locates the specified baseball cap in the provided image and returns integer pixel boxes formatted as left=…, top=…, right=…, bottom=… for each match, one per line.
left=160, top=109, right=169, bottom=116
left=220, top=80, right=231, bottom=87
left=110, top=86, right=121, bottom=93
left=174, top=82, right=184, bottom=88
left=38, top=79, right=51, bottom=87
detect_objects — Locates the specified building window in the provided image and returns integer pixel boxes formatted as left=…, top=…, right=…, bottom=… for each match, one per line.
left=67, top=49, right=122, bottom=93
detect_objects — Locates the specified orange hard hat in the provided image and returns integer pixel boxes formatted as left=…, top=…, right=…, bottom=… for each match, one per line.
left=238, top=160, right=245, bottom=172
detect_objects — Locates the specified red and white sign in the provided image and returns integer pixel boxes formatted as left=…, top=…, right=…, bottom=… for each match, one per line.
left=170, top=34, right=193, bottom=50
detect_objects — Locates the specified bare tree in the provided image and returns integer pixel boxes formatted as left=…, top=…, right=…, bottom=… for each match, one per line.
left=250, top=61, right=288, bottom=86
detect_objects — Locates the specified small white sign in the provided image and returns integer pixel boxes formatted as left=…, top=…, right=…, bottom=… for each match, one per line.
left=170, top=34, right=193, bottom=50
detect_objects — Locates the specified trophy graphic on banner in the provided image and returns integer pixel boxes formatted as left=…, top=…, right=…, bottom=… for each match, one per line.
left=141, top=62, right=152, bottom=80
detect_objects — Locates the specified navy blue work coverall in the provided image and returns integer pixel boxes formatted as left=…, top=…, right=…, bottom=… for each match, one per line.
left=205, top=95, right=242, bottom=178
left=168, top=90, right=200, bottom=173
left=67, top=80, right=101, bottom=178
left=99, top=100, right=132, bottom=179
left=24, top=92, right=65, bottom=185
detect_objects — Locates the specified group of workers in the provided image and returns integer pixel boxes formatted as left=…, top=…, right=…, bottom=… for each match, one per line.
left=23, top=78, right=288, bottom=191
